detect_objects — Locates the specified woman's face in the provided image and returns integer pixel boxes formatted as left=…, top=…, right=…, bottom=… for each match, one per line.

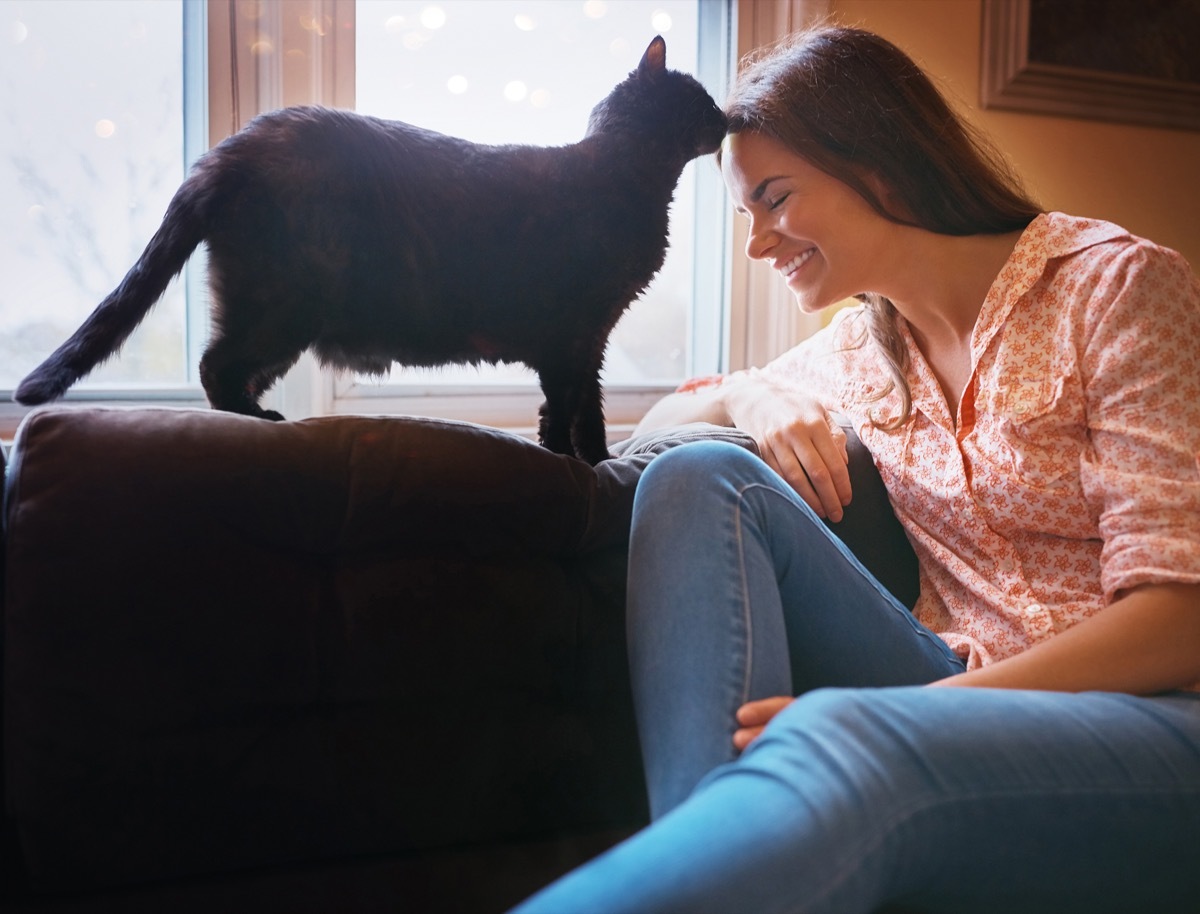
left=721, top=131, right=894, bottom=313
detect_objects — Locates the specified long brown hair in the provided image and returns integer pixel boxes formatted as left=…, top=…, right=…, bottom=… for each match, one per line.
left=723, top=25, right=1041, bottom=426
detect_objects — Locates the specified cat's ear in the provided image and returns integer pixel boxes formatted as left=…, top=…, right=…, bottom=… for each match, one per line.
left=638, top=36, right=667, bottom=79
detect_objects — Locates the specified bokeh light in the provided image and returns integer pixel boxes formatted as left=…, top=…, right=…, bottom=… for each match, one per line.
left=419, top=5, right=445, bottom=29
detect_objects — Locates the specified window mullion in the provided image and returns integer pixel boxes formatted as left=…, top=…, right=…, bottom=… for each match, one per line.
left=204, top=0, right=354, bottom=419
left=183, top=0, right=210, bottom=385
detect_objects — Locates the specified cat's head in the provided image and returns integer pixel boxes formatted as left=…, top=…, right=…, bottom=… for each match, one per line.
left=586, top=37, right=726, bottom=163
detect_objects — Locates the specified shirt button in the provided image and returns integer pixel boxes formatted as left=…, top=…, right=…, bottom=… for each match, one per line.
left=1022, top=603, right=1055, bottom=642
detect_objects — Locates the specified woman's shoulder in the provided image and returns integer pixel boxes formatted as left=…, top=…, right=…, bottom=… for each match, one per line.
left=1020, top=212, right=1198, bottom=307
left=1026, top=212, right=1128, bottom=252
left=1029, top=212, right=1193, bottom=274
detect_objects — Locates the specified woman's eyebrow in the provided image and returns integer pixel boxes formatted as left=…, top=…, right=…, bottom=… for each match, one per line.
left=750, top=176, right=789, bottom=203
left=732, top=176, right=790, bottom=215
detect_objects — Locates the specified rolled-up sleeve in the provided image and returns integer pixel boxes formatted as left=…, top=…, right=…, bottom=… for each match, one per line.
left=1077, top=242, right=1200, bottom=600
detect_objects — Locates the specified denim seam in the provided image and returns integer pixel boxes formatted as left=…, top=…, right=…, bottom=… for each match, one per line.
left=732, top=484, right=755, bottom=709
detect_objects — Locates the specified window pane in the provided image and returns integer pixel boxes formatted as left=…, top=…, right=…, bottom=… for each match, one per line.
left=353, top=0, right=704, bottom=388
left=0, top=0, right=188, bottom=391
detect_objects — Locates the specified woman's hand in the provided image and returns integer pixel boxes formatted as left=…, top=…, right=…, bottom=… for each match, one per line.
left=733, top=696, right=794, bottom=751
left=722, top=372, right=851, bottom=522
left=634, top=371, right=852, bottom=521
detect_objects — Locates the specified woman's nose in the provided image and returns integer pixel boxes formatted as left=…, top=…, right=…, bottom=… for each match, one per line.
left=744, top=216, right=776, bottom=261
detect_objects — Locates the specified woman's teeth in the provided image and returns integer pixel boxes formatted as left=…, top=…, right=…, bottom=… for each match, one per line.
left=781, top=248, right=815, bottom=277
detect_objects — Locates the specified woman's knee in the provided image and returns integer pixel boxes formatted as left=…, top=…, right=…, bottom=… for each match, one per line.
left=642, top=439, right=764, bottom=488
left=753, top=688, right=901, bottom=754
left=737, top=687, right=946, bottom=800
left=634, top=440, right=770, bottom=513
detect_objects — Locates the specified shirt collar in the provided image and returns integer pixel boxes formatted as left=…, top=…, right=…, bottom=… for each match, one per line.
left=899, top=212, right=1131, bottom=430
left=973, top=212, right=1130, bottom=353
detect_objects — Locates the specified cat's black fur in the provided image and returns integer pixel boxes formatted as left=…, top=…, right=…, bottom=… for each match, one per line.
left=15, top=37, right=726, bottom=464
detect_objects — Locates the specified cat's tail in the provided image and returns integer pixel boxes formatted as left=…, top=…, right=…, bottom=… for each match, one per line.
left=13, top=170, right=214, bottom=406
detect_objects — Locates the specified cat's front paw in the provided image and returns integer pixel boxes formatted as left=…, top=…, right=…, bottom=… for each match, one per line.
left=211, top=404, right=286, bottom=421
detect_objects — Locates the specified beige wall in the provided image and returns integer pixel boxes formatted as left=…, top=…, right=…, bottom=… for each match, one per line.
left=826, top=0, right=1200, bottom=269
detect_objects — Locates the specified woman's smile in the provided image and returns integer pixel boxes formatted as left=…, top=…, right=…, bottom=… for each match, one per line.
left=777, top=248, right=817, bottom=282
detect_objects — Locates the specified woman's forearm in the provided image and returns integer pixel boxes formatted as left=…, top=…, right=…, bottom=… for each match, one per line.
left=633, top=387, right=733, bottom=436
left=932, top=582, right=1200, bottom=695
left=633, top=373, right=803, bottom=437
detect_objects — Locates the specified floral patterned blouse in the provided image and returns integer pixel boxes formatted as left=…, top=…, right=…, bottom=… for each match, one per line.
left=711, top=212, right=1200, bottom=670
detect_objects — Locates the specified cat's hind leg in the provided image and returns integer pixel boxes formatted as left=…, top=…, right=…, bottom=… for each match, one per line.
left=199, top=339, right=301, bottom=421
left=198, top=309, right=312, bottom=421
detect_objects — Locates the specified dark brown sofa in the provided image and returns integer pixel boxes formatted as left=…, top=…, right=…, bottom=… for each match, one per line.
left=1, top=406, right=916, bottom=912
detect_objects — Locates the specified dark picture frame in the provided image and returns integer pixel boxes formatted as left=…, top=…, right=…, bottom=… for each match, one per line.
left=980, top=0, right=1200, bottom=132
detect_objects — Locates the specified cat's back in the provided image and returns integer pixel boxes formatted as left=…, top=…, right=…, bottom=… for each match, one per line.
left=216, top=106, right=467, bottom=173
left=245, top=107, right=636, bottom=220
left=202, top=104, right=658, bottom=279
left=228, top=106, right=615, bottom=184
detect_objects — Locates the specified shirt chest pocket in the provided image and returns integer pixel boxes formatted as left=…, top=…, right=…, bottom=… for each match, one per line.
left=978, top=373, right=1085, bottom=493
left=995, top=376, right=1060, bottom=424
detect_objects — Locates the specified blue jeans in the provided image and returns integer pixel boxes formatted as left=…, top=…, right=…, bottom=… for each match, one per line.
left=511, top=442, right=1200, bottom=913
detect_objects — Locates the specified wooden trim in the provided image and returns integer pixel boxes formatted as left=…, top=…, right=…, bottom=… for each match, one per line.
left=980, top=0, right=1200, bottom=132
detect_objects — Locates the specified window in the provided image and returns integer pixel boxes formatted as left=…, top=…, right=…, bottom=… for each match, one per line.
left=0, top=0, right=207, bottom=409
left=2, top=0, right=746, bottom=440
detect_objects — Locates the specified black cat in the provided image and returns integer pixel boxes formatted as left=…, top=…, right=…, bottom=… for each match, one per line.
left=14, top=36, right=726, bottom=465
